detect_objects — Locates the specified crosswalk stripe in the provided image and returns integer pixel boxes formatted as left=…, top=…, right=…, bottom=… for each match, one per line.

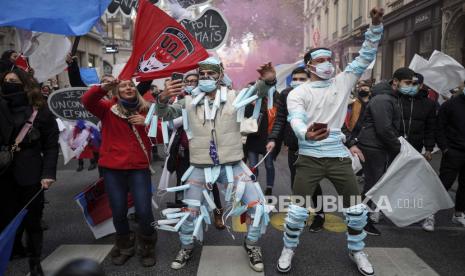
left=30, top=244, right=113, bottom=276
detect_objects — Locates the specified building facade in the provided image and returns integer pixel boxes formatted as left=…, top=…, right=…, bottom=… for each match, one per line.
left=304, top=0, right=453, bottom=81
left=442, top=0, right=465, bottom=66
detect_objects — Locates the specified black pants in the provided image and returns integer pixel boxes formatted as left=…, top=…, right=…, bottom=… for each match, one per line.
left=439, top=149, right=465, bottom=212
left=359, top=146, right=393, bottom=196
left=0, top=170, right=44, bottom=258
left=288, top=149, right=323, bottom=213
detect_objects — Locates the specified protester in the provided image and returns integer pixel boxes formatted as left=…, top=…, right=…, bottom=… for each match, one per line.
left=266, top=67, right=326, bottom=232
left=0, top=68, right=59, bottom=276
left=155, top=57, right=276, bottom=272
left=0, top=50, right=18, bottom=74
left=245, top=83, right=278, bottom=196
left=353, top=68, right=417, bottom=236
left=40, top=83, right=52, bottom=100
left=277, top=8, right=384, bottom=275
left=348, top=80, right=372, bottom=135
left=81, top=79, right=157, bottom=267
left=435, top=82, right=465, bottom=228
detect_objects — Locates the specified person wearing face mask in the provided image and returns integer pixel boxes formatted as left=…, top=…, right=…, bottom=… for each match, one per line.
left=277, top=7, right=384, bottom=275
left=0, top=68, right=59, bottom=276
left=351, top=68, right=417, bottom=236
left=433, top=81, right=465, bottom=230
left=81, top=79, right=157, bottom=267
left=265, top=67, right=326, bottom=232
left=156, top=57, right=276, bottom=272
left=348, top=81, right=372, bottom=135
left=395, top=73, right=436, bottom=232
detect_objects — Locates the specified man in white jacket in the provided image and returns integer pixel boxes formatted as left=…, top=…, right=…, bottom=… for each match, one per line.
left=276, top=7, right=384, bottom=276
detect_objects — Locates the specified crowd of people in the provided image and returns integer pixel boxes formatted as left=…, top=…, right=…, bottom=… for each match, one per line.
left=1, top=6, right=465, bottom=276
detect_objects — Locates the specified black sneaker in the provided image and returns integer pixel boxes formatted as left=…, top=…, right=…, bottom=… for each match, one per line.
left=309, top=214, right=325, bottom=233
left=171, top=248, right=193, bottom=270
left=243, top=241, right=264, bottom=272
left=364, top=220, right=381, bottom=236
left=76, top=164, right=84, bottom=172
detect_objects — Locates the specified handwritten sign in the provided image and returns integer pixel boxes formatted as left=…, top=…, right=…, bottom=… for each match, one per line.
left=178, top=0, right=209, bottom=8
left=48, top=88, right=98, bottom=125
left=107, top=0, right=159, bottom=16
left=180, top=7, right=229, bottom=50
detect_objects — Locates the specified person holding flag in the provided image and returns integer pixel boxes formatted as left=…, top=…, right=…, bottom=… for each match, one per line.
left=155, top=57, right=276, bottom=272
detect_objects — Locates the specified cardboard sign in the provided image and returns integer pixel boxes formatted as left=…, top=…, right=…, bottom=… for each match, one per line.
left=107, top=0, right=159, bottom=16
left=180, top=7, right=229, bottom=50
left=48, top=87, right=98, bottom=125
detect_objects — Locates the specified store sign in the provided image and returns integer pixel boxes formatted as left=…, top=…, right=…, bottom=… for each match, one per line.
left=414, top=11, right=431, bottom=26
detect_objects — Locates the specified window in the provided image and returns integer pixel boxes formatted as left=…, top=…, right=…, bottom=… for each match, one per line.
left=88, top=54, right=97, bottom=68
left=418, top=29, right=433, bottom=58
left=392, top=38, right=406, bottom=72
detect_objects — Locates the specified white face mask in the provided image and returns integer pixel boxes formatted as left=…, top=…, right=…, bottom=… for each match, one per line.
left=290, top=81, right=304, bottom=88
left=310, top=61, right=335, bottom=80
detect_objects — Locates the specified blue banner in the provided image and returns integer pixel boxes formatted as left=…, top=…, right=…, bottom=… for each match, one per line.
left=0, top=209, right=28, bottom=275
left=0, top=0, right=112, bottom=36
left=80, top=68, right=100, bottom=86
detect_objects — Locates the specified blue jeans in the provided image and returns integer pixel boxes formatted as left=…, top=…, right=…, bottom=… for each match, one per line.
left=248, top=151, right=275, bottom=188
left=102, top=168, right=154, bottom=236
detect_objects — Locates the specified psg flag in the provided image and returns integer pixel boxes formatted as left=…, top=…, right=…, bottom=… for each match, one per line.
left=119, top=0, right=209, bottom=81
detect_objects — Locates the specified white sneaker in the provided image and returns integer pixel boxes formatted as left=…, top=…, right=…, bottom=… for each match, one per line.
left=369, top=212, right=382, bottom=224
left=452, top=212, right=465, bottom=227
left=277, top=247, right=294, bottom=273
left=422, top=215, right=435, bottom=232
left=349, top=251, right=374, bottom=276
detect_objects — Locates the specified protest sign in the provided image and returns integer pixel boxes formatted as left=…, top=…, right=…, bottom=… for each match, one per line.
left=48, top=87, right=98, bottom=125
left=180, top=7, right=229, bottom=50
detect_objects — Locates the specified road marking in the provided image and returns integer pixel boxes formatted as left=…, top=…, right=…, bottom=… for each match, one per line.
left=29, top=244, right=112, bottom=276
left=365, top=247, right=439, bottom=276
left=197, top=246, right=264, bottom=276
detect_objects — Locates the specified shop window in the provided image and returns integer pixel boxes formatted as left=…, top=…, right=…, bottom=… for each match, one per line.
left=392, top=38, right=406, bottom=72
left=418, top=29, right=433, bottom=58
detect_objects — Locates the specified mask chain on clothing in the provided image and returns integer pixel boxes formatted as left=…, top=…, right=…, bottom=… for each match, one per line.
left=399, top=99, right=413, bottom=139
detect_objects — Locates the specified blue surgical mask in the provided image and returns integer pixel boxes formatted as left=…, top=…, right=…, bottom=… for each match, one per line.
left=199, top=79, right=218, bottom=93
left=184, top=85, right=195, bottom=94
left=310, top=61, right=335, bottom=80
left=398, top=85, right=418, bottom=96
left=290, top=81, right=304, bottom=88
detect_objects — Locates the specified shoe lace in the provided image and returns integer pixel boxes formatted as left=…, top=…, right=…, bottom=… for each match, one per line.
left=176, top=249, right=190, bottom=261
left=281, top=248, right=293, bottom=260
left=249, top=247, right=262, bottom=262
left=354, top=251, right=372, bottom=267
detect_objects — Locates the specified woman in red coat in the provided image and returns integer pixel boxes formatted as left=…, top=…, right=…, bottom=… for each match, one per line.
left=82, top=79, right=156, bottom=267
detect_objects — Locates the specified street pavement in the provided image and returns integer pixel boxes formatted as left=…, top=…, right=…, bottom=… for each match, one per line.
left=5, top=148, right=465, bottom=276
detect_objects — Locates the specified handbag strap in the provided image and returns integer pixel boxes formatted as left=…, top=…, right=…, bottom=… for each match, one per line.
left=131, top=124, right=156, bottom=174
left=12, top=108, right=38, bottom=151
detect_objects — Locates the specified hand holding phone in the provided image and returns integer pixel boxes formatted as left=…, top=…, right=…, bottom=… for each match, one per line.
left=171, top=72, right=184, bottom=81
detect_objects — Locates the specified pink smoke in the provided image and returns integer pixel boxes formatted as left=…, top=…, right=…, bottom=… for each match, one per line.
left=214, top=0, right=304, bottom=88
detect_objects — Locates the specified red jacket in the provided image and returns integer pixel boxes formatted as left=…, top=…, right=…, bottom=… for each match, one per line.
left=81, top=86, right=151, bottom=170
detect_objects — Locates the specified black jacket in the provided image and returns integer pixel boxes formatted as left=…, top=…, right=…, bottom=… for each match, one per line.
left=357, top=81, right=401, bottom=155
left=0, top=99, right=59, bottom=185
left=267, top=88, right=298, bottom=152
left=245, top=99, right=270, bottom=155
left=436, top=93, right=465, bottom=152
left=398, top=89, right=436, bottom=152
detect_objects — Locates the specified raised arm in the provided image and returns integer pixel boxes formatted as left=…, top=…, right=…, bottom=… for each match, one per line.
left=338, top=8, right=384, bottom=87
left=81, top=82, right=114, bottom=119
left=155, top=79, right=184, bottom=121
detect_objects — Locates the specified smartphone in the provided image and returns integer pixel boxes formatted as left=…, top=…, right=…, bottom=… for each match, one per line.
left=312, top=122, right=328, bottom=131
left=171, top=72, right=184, bottom=81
